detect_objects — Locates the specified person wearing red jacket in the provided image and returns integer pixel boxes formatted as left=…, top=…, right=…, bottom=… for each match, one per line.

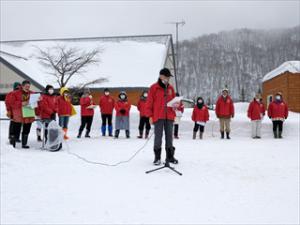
left=39, top=85, right=58, bottom=143
left=137, top=90, right=151, bottom=139
left=114, top=91, right=131, bottom=138
left=5, top=82, right=21, bottom=142
left=99, top=88, right=115, bottom=136
left=9, top=80, right=35, bottom=148
left=57, top=87, right=72, bottom=140
left=174, top=92, right=184, bottom=139
left=215, top=88, right=235, bottom=139
left=146, top=68, right=177, bottom=166
left=192, top=97, right=209, bottom=139
left=247, top=93, right=265, bottom=139
left=267, top=92, right=288, bottom=138
left=77, top=89, right=95, bottom=138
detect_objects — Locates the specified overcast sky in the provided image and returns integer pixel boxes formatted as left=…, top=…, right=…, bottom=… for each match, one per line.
left=1, top=0, right=299, bottom=41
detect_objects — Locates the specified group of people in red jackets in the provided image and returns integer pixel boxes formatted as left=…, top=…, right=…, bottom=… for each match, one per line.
left=5, top=70, right=289, bottom=166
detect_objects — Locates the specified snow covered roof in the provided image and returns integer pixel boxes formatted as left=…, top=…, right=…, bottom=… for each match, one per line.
left=0, top=35, right=173, bottom=89
left=262, top=61, right=300, bottom=82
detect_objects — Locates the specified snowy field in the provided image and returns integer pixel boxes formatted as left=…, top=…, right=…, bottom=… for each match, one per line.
left=0, top=102, right=299, bottom=224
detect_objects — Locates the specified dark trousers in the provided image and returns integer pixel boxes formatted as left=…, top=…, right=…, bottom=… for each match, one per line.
left=193, top=123, right=205, bottom=132
left=174, top=124, right=179, bottom=136
left=101, top=114, right=112, bottom=126
left=79, top=116, right=94, bottom=134
left=272, top=120, right=283, bottom=132
left=154, top=119, right=173, bottom=150
left=13, top=122, right=31, bottom=137
left=138, top=116, right=151, bottom=132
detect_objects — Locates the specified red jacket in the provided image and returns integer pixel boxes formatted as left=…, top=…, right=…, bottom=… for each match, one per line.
left=215, top=96, right=234, bottom=118
left=268, top=101, right=288, bottom=119
left=99, top=95, right=115, bottom=115
left=192, top=105, right=209, bottom=122
left=9, top=89, right=35, bottom=123
left=57, top=96, right=72, bottom=116
left=137, top=98, right=148, bottom=117
left=80, top=96, right=94, bottom=116
left=115, top=100, right=131, bottom=117
left=247, top=100, right=265, bottom=120
left=175, top=102, right=184, bottom=114
left=39, top=94, right=58, bottom=119
left=5, top=91, right=14, bottom=117
left=145, top=81, right=176, bottom=123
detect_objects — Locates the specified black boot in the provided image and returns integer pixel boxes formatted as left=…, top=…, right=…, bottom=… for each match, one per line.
left=221, top=131, right=224, bottom=139
left=114, top=130, right=120, bottom=138
left=145, top=129, right=150, bottom=139
left=226, top=132, right=231, bottom=139
left=273, top=130, right=278, bottom=139
left=77, top=130, right=82, bottom=138
left=22, top=134, right=30, bottom=149
left=153, top=148, right=161, bottom=165
left=278, top=131, right=283, bottom=139
left=167, top=147, right=178, bottom=164
left=85, top=130, right=91, bottom=138
left=137, top=129, right=143, bottom=139
left=10, top=135, right=16, bottom=148
left=126, top=130, right=130, bottom=138
left=200, top=132, right=203, bottom=139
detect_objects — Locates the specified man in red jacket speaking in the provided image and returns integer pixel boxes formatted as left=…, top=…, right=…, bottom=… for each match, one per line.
left=146, top=68, right=178, bottom=166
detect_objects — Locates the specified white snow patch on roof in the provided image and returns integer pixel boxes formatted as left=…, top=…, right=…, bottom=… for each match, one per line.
left=262, top=61, right=300, bottom=82
left=0, top=38, right=169, bottom=89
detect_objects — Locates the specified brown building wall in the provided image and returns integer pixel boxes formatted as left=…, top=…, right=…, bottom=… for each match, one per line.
left=262, top=71, right=300, bottom=112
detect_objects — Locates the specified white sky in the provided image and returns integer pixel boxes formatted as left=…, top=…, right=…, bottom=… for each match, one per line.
left=1, top=0, right=299, bottom=41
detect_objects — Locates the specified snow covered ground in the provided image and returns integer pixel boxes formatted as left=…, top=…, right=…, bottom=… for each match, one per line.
left=1, top=102, right=299, bottom=224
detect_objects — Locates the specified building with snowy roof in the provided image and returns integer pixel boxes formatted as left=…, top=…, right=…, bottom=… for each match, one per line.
left=262, top=61, right=300, bottom=112
left=0, top=34, right=177, bottom=105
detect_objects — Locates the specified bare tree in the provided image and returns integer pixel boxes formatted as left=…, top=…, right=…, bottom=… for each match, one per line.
left=35, top=45, right=102, bottom=88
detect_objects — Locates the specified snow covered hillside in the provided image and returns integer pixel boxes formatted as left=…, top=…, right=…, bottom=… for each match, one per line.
left=0, top=102, right=299, bottom=224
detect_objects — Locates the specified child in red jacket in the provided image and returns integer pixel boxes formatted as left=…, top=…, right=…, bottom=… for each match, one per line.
left=268, top=92, right=288, bottom=138
left=114, top=91, right=131, bottom=138
left=192, top=97, right=209, bottom=139
left=77, top=89, right=95, bottom=138
left=57, top=87, right=72, bottom=140
left=174, top=93, right=184, bottom=139
left=137, top=90, right=151, bottom=139
left=247, top=93, right=265, bottom=139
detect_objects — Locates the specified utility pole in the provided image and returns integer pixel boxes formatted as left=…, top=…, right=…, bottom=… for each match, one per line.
left=166, top=20, right=185, bottom=93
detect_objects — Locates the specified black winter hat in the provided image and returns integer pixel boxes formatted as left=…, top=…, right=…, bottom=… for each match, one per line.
left=104, top=88, right=110, bottom=92
left=45, top=85, right=54, bottom=91
left=159, top=68, right=173, bottom=77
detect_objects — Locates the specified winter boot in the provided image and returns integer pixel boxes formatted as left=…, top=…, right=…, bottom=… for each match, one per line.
left=126, top=130, right=130, bottom=138
left=114, top=129, right=120, bottom=139
left=153, top=148, right=161, bottom=165
left=108, top=126, right=113, bottom=137
left=85, top=130, right=91, bottom=138
left=221, top=131, right=225, bottom=139
left=166, top=147, right=178, bottom=164
left=137, top=129, right=143, bottom=139
left=10, top=135, right=16, bottom=148
left=273, top=130, right=278, bottom=139
left=278, top=130, right=283, bottom=139
left=145, top=129, right=150, bottom=139
left=77, top=130, right=82, bottom=138
left=37, top=128, right=42, bottom=142
left=101, top=125, right=106, bottom=136
left=22, top=134, right=30, bottom=149
left=193, top=132, right=197, bottom=139
left=200, top=132, right=203, bottom=139
left=63, top=128, right=69, bottom=140
left=226, top=132, right=231, bottom=139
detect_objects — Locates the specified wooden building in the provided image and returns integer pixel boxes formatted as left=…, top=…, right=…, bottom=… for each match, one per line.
left=262, top=61, right=300, bottom=112
left=0, top=34, right=177, bottom=105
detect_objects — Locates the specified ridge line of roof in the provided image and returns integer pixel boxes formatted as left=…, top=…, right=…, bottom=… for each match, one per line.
left=0, top=34, right=173, bottom=43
